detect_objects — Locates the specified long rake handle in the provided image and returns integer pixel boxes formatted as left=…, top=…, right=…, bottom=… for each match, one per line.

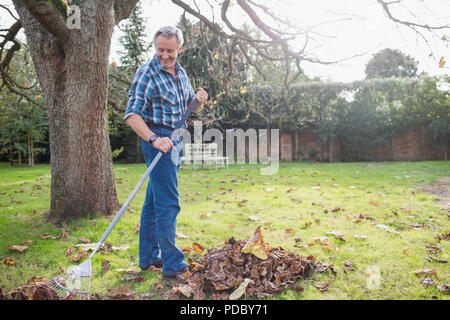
left=88, top=98, right=200, bottom=260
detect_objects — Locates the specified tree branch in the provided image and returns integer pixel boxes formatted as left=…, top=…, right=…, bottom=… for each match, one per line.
left=20, top=0, right=70, bottom=44
left=114, top=0, right=141, bottom=25
left=376, top=0, right=450, bottom=30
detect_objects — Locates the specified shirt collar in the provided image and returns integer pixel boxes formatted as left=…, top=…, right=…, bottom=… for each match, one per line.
left=152, top=54, right=182, bottom=73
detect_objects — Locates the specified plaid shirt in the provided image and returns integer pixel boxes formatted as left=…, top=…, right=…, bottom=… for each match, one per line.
left=124, top=54, right=195, bottom=129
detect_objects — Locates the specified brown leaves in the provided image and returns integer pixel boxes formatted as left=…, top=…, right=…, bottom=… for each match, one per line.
left=192, top=243, right=205, bottom=253
left=7, top=276, right=63, bottom=300
left=7, top=245, right=28, bottom=253
left=170, top=228, right=318, bottom=300
left=315, top=283, right=329, bottom=292
left=2, top=257, right=17, bottom=266
left=107, top=286, right=136, bottom=300
left=120, top=271, right=146, bottom=283
left=414, top=268, right=437, bottom=276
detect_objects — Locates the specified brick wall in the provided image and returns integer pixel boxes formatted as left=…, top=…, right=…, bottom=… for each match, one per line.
left=279, top=128, right=448, bottom=162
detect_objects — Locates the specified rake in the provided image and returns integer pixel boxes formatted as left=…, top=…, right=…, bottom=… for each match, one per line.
left=47, top=98, right=200, bottom=299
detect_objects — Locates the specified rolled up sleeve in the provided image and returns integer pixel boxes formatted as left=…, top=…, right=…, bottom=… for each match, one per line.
left=124, top=66, right=153, bottom=121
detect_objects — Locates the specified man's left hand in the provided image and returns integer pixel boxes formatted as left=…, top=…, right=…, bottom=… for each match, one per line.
left=194, top=88, right=208, bottom=112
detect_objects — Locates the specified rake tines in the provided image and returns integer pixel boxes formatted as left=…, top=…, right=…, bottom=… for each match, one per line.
left=46, top=259, right=92, bottom=300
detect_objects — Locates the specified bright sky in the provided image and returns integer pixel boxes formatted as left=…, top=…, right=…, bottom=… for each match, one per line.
left=2, top=0, right=449, bottom=83
left=111, top=0, right=449, bottom=82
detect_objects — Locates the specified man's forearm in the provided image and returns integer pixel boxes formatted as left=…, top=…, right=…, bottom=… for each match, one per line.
left=125, top=114, right=155, bottom=142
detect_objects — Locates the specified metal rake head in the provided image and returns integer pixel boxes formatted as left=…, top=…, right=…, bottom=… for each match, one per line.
left=47, top=259, right=92, bottom=300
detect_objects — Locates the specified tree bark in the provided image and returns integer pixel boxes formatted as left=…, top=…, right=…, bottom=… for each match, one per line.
left=13, top=0, right=120, bottom=221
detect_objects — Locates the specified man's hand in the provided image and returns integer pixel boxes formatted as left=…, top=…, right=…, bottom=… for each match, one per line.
left=152, top=136, right=174, bottom=153
left=193, top=87, right=208, bottom=112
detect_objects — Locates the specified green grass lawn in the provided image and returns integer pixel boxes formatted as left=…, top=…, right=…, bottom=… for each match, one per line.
left=0, top=161, right=449, bottom=300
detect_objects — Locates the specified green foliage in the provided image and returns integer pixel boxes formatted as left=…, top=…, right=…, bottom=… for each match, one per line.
left=237, top=76, right=448, bottom=161
left=0, top=48, right=48, bottom=166
left=108, top=2, right=150, bottom=163
left=365, top=48, right=419, bottom=79
left=118, top=2, right=149, bottom=69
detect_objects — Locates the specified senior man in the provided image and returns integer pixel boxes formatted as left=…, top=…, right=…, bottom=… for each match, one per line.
left=124, top=26, right=208, bottom=278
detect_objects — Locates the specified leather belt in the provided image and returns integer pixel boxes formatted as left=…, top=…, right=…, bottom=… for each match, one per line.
left=146, top=122, right=175, bottom=131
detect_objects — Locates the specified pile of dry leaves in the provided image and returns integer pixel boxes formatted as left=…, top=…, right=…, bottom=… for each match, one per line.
left=5, top=276, right=77, bottom=300
left=172, top=227, right=326, bottom=300
left=3, top=227, right=328, bottom=300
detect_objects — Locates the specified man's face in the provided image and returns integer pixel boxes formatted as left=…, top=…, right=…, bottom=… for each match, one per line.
left=155, top=35, right=182, bottom=71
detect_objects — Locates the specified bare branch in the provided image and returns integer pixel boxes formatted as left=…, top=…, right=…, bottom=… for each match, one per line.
left=376, top=0, right=450, bottom=30
left=0, top=20, right=23, bottom=70
left=20, top=0, right=70, bottom=43
left=114, top=0, right=141, bottom=25
left=0, top=4, right=20, bottom=21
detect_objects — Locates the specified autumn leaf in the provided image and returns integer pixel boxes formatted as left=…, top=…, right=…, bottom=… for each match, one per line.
left=102, top=260, right=110, bottom=272
left=315, top=283, right=329, bottom=292
left=414, top=268, right=437, bottom=276
left=192, top=243, right=204, bottom=253
left=241, top=226, right=269, bottom=260
left=2, top=257, right=17, bottom=265
left=7, top=245, right=28, bottom=253
left=79, top=237, right=90, bottom=244
left=40, top=234, right=57, bottom=240
left=285, top=228, right=295, bottom=234
left=439, top=56, right=445, bottom=68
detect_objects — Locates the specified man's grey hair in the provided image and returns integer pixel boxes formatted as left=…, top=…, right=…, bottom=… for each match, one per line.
left=153, top=26, right=184, bottom=48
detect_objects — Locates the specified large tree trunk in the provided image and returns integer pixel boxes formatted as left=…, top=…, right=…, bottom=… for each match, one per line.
left=14, top=1, right=120, bottom=221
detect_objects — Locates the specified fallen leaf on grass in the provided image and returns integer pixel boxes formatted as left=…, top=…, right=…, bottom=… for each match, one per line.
left=2, top=257, right=17, bottom=265
left=421, top=278, right=434, bottom=286
left=176, top=231, right=188, bottom=239
left=21, top=240, right=33, bottom=246
left=315, top=283, right=329, bottom=292
left=102, top=260, right=110, bottom=272
left=375, top=224, right=400, bottom=235
left=65, top=248, right=76, bottom=256
left=107, top=285, right=136, bottom=300
left=436, top=232, right=449, bottom=242
left=343, top=260, right=356, bottom=272
left=120, top=271, right=146, bottom=283
left=414, top=268, right=437, bottom=276
left=70, top=250, right=88, bottom=262
left=79, top=237, right=90, bottom=244
left=40, top=234, right=57, bottom=240
left=425, top=244, right=443, bottom=254
left=437, top=284, right=449, bottom=292
left=73, top=243, right=129, bottom=252
left=425, top=256, right=447, bottom=263
left=285, top=228, right=295, bottom=234
left=7, top=245, right=28, bottom=253
left=193, top=243, right=204, bottom=253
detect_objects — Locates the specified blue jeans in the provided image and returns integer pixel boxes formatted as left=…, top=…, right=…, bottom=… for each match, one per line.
left=139, top=127, right=187, bottom=274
